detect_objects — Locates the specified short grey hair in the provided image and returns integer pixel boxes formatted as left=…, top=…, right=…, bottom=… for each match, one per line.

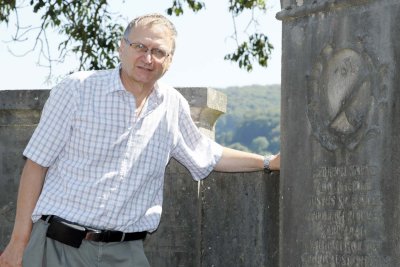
left=123, top=13, right=178, bottom=55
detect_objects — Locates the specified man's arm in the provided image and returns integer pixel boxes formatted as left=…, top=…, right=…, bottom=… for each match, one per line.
left=0, top=159, right=47, bottom=267
left=214, top=147, right=280, bottom=173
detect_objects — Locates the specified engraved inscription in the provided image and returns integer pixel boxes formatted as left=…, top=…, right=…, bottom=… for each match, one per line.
left=301, top=165, right=384, bottom=266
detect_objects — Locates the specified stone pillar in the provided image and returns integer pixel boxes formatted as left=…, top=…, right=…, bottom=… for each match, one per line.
left=176, top=87, right=227, bottom=139
left=278, top=0, right=400, bottom=266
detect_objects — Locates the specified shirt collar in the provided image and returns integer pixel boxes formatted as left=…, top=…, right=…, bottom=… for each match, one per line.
left=105, top=64, right=126, bottom=94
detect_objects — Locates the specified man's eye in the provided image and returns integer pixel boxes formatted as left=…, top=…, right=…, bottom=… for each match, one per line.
left=153, top=49, right=166, bottom=58
left=134, top=43, right=147, bottom=51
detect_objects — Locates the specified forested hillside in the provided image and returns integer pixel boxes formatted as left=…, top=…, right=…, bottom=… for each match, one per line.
left=215, top=84, right=281, bottom=155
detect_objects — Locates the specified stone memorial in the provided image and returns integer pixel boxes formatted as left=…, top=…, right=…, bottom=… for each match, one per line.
left=278, top=0, right=400, bottom=266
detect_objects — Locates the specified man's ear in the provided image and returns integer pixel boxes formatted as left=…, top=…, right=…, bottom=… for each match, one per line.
left=162, top=55, right=173, bottom=74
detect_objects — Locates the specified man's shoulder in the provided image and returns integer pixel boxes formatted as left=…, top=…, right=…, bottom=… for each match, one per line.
left=68, top=69, right=114, bottom=84
left=50, top=69, right=116, bottom=100
left=157, top=82, right=186, bottom=103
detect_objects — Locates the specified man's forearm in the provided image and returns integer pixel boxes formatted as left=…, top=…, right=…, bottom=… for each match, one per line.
left=10, top=159, right=47, bottom=244
left=214, top=147, right=280, bottom=173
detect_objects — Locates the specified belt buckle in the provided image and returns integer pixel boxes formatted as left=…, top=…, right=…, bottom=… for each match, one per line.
left=85, top=229, right=126, bottom=242
left=85, top=230, right=102, bottom=241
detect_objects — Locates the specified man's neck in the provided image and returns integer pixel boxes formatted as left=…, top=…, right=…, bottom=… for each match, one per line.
left=120, top=70, right=155, bottom=104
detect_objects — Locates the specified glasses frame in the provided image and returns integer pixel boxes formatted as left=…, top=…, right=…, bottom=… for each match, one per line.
left=124, top=37, right=170, bottom=61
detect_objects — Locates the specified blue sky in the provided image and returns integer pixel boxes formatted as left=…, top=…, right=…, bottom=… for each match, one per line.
left=0, top=1, right=282, bottom=89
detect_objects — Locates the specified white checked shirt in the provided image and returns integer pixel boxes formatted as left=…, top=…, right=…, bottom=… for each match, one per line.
left=24, top=66, right=223, bottom=232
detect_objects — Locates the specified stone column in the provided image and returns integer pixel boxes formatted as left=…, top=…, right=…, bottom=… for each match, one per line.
left=278, top=0, right=400, bottom=266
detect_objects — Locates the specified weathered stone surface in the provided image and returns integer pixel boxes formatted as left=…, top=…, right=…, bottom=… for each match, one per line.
left=201, top=171, right=279, bottom=267
left=177, top=87, right=227, bottom=139
left=278, top=0, right=400, bottom=266
left=0, top=90, right=49, bottom=247
left=144, top=159, right=201, bottom=267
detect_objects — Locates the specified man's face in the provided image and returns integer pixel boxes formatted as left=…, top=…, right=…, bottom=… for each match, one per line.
left=119, top=24, right=173, bottom=89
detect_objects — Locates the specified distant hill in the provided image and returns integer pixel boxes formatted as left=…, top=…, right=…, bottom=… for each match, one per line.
left=215, top=84, right=281, bottom=155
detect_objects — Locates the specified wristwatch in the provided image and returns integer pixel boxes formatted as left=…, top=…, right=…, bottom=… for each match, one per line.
left=263, top=154, right=274, bottom=172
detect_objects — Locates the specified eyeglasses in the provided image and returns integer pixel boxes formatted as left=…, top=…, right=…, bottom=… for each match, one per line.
left=124, top=37, right=169, bottom=61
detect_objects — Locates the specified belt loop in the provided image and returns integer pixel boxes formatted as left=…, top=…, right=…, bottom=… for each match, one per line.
left=45, top=215, right=53, bottom=223
left=120, top=232, right=126, bottom=242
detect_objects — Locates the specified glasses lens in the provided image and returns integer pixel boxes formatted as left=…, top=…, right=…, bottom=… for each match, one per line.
left=151, top=48, right=167, bottom=60
left=126, top=39, right=169, bottom=61
left=132, top=43, right=148, bottom=53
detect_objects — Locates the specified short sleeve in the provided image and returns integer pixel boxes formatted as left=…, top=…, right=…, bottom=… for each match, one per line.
left=171, top=97, right=223, bottom=180
left=23, top=77, right=78, bottom=167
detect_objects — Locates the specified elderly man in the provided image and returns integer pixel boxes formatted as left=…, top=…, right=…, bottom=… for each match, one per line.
left=0, top=13, right=279, bottom=267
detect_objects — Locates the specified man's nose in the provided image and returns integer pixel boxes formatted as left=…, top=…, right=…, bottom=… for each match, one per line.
left=143, top=50, right=153, bottom=63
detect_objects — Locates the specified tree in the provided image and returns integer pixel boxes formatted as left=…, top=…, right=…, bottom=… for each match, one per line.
left=0, top=0, right=274, bottom=78
left=168, top=0, right=274, bottom=71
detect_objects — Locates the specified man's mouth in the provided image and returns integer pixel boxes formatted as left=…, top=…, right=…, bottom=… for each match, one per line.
left=137, top=65, right=153, bottom=71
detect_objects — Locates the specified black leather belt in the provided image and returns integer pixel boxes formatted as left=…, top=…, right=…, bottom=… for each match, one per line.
left=41, top=215, right=147, bottom=248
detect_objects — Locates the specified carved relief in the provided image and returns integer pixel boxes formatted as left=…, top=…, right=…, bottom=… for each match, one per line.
left=307, top=45, right=384, bottom=151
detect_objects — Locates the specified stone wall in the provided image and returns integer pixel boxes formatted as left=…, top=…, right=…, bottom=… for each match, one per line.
left=0, top=89, right=279, bottom=266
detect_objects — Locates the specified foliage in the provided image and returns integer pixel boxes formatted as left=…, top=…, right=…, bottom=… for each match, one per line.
left=0, top=0, right=123, bottom=74
left=0, top=0, right=16, bottom=23
left=0, top=0, right=274, bottom=75
left=224, top=33, right=273, bottom=72
left=166, top=0, right=205, bottom=16
left=224, top=0, right=273, bottom=71
left=216, top=84, right=281, bottom=155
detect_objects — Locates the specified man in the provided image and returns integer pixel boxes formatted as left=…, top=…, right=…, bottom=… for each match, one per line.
left=0, top=13, right=280, bottom=267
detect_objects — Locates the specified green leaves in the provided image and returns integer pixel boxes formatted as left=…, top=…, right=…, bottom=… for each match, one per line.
left=225, top=0, right=272, bottom=72
left=4, top=0, right=123, bottom=72
left=166, top=0, right=273, bottom=72
left=44, top=0, right=123, bottom=70
left=0, top=0, right=16, bottom=23
left=228, top=0, right=266, bottom=15
left=32, top=0, right=46, bottom=13
left=166, top=0, right=205, bottom=16
left=225, top=33, right=273, bottom=72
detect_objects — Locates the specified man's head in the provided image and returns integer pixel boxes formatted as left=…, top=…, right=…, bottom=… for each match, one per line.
left=119, top=14, right=177, bottom=91
left=123, top=14, right=177, bottom=56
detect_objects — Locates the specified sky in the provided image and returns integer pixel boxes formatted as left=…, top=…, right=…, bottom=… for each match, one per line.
left=0, top=1, right=282, bottom=90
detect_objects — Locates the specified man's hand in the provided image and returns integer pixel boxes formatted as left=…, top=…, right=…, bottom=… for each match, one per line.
left=0, top=240, right=27, bottom=267
left=214, top=147, right=281, bottom=172
left=0, top=159, right=47, bottom=267
left=268, top=153, right=280, bottom=171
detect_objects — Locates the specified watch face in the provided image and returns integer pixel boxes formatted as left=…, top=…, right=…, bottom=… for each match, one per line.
left=264, top=156, right=271, bottom=169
